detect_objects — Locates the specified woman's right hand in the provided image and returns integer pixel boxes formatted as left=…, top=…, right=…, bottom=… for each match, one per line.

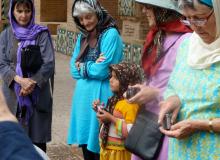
left=14, top=75, right=36, bottom=91
left=126, top=84, right=159, bottom=105
left=158, top=95, right=181, bottom=125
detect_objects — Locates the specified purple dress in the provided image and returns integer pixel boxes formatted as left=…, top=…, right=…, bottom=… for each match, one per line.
left=131, top=33, right=191, bottom=160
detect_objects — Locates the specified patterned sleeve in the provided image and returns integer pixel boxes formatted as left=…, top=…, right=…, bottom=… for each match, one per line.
left=79, top=28, right=123, bottom=80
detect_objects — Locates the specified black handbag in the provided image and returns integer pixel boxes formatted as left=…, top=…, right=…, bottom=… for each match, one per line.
left=125, top=108, right=164, bottom=160
left=21, top=45, right=43, bottom=76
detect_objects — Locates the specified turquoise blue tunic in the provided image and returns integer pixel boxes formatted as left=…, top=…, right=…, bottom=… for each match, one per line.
left=67, top=28, right=123, bottom=153
left=164, top=38, right=220, bottom=160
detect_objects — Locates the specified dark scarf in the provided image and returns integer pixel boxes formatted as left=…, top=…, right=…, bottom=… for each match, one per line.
left=72, top=0, right=119, bottom=62
left=100, top=62, right=142, bottom=147
left=142, top=8, right=192, bottom=77
left=9, top=0, right=49, bottom=124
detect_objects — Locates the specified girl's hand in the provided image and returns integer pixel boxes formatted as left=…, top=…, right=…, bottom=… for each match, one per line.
left=92, top=99, right=100, bottom=112
left=97, top=109, right=116, bottom=124
left=159, top=120, right=197, bottom=139
left=126, top=84, right=159, bottom=105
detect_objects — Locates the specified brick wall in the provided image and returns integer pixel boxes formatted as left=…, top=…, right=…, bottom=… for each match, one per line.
left=40, top=0, right=67, bottom=22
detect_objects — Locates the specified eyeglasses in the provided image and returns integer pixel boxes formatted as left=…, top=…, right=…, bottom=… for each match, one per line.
left=181, top=9, right=214, bottom=27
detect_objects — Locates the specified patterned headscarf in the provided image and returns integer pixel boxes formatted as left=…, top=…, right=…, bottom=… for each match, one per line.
left=72, top=0, right=119, bottom=61
left=100, top=62, right=142, bottom=147
left=72, top=0, right=118, bottom=36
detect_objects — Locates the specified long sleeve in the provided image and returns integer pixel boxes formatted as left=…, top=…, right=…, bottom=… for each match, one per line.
left=80, top=28, right=123, bottom=80
left=0, top=121, right=43, bottom=160
left=70, top=34, right=82, bottom=80
left=31, top=31, right=55, bottom=88
left=0, top=29, right=16, bottom=87
left=114, top=101, right=139, bottom=138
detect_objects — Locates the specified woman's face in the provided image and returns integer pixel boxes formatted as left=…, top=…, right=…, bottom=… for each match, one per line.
left=181, top=2, right=216, bottom=43
left=78, top=12, right=98, bottom=31
left=109, top=71, right=120, bottom=93
left=142, top=5, right=156, bottom=27
left=13, top=3, right=32, bottom=27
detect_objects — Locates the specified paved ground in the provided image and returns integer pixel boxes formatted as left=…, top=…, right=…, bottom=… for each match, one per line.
left=47, top=53, right=83, bottom=160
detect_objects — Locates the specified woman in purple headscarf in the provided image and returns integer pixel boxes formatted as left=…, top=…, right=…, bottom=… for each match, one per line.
left=0, top=0, right=55, bottom=152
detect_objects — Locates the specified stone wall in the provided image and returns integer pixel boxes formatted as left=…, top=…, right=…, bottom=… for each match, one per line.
left=0, top=0, right=146, bottom=65
left=54, top=0, right=146, bottom=65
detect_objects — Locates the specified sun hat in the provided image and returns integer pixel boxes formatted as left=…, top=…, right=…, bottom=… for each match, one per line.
left=135, top=0, right=180, bottom=12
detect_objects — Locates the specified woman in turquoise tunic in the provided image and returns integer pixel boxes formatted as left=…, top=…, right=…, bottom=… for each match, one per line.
left=159, top=0, right=220, bottom=159
left=67, top=0, right=123, bottom=159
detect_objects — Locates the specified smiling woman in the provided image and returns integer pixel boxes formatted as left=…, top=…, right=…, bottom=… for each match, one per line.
left=67, top=0, right=123, bottom=160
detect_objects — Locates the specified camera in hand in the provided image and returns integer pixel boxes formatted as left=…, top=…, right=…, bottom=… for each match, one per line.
left=126, top=87, right=140, bottom=99
left=97, top=105, right=104, bottom=114
left=93, top=104, right=105, bottom=114
left=163, top=113, right=172, bottom=130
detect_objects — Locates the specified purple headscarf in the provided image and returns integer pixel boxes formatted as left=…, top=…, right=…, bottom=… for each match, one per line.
left=9, top=0, right=48, bottom=123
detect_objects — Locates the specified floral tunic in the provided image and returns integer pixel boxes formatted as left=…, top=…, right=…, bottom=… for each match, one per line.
left=165, top=37, right=220, bottom=160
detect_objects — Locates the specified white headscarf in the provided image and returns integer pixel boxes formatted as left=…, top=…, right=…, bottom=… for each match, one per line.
left=187, top=0, right=220, bottom=69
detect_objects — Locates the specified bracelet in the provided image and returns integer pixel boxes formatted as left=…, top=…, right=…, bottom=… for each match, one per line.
left=208, top=118, right=214, bottom=133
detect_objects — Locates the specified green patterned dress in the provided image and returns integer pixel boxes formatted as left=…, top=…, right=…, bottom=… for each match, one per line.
left=164, top=38, right=220, bottom=160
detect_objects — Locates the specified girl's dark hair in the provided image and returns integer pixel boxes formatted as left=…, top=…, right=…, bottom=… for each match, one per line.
left=11, top=0, right=33, bottom=22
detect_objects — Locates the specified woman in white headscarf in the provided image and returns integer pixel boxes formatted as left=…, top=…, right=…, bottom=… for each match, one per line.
left=159, top=0, right=220, bottom=159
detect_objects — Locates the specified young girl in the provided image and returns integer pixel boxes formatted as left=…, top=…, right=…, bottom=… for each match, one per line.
left=93, top=62, right=142, bottom=160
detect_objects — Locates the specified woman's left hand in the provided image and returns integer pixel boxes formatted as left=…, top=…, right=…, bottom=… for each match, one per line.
left=96, top=53, right=106, bottom=63
left=160, top=120, right=197, bottom=139
left=20, top=84, right=36, bottom=96
left=75, top=61, right=81, bottom=71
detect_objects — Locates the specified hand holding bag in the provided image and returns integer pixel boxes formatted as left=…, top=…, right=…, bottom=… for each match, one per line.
left=21, top=45, right=43, bottom=76
left=125, top=108, right=164, bottom=160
